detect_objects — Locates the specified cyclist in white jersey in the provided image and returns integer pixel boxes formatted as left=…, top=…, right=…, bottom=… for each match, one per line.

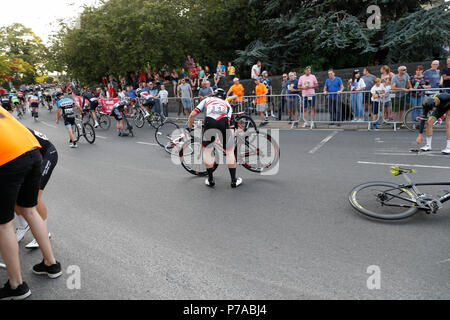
left=188, top=88, right=243, bottom=188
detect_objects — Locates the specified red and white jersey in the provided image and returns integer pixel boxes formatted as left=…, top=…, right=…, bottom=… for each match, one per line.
left=194, top=97, right=232, bottom=121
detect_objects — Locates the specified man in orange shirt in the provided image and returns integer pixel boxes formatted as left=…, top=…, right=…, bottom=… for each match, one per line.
left=254, top=77, right=269, bottom=127
left=227, top=78, right=245, bottom=109
left=0, top=106, right=61, bottom=300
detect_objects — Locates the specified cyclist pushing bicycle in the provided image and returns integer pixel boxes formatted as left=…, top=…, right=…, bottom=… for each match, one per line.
left=416, top=93, right=450, bottom=154
left=187, top=88, right=243, bottom=188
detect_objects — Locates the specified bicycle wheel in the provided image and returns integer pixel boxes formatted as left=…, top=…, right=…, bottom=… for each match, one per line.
left=83, top=123, right=96, bottom=144
left=179, top=140, right=218, bottom=176
left=403, top=106, right=423, bottom=132
left=149, top=112, right=164, bottom=129
left=237, top=131, right=280, bottom=173
left=72, top=123, right=80, bottom=142
left=235, top=115, right=258, bottom=134
left=98, top=113, right=111, bottom=130
left=133, top=110, right=145, bottom=128
left=155, top=121, right=180, bottom=150
left=349, top=182, right=418, bottom=220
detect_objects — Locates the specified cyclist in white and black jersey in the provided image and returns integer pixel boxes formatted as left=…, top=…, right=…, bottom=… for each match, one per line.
left=188, top=88, right=243, bottom=188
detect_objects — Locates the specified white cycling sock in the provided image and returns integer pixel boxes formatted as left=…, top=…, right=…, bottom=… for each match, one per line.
left=17, top=215, right=28, bottom=229
left=426, top=136, right=432, bottom=147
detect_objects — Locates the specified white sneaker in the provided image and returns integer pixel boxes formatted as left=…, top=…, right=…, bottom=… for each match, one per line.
left=441, top=147, right=450, bottom=155
left=310, top=121, right=315, bottom=129
left=231, top=177, right=243, bottom=188
left=25, top=233, right=51, bottom=249
left=302, top=121, right=309, bottom=128
left=271, top=112, right=275, bottom=118
left=16, top=226, right=30, bottom=242
left=420, top=145, right=432, bottom=152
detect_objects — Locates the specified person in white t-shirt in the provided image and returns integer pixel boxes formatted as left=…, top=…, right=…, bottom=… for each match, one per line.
left=251, top=61, right=261, bottom=80
left=117, top=88, right=126, bottom=101
left=158, top=85, right=169, bottom=118
left=348, top=69, right=366, bottom=122
left=370, top=78, right=386, bottom=130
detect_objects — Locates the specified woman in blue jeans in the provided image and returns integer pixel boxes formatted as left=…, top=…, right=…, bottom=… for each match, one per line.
left=348, top=70, right=367, bottom=121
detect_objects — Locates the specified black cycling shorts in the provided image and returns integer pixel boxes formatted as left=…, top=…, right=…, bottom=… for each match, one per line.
left=0, top=149, right=42, bottom=224
left=30, top=102, right=39, bottom=108
left=111, top=107, right=123, bottom=121
left=40, top=147, right=58, bottom=190
left=90, top=99, right=99, bottom=111
left=2, top=102, right=12, bottom=111
left=430, top=106, right=450, bottom=121
left=63, top=115, right=75, bottom=127
left=202, top=117, right=234, bottom=151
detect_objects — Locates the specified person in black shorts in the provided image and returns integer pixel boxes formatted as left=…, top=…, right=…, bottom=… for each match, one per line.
left=82, top=89, right=100, bottom=128
left=0, top=107, right=61, bottom=300
left=111, top=100, right=130, bottom=136
left=187, top=88, right=243, bottom=188
left=15, top=129, right=58, bottom=249
left=416, top=93, right=450, bottom=154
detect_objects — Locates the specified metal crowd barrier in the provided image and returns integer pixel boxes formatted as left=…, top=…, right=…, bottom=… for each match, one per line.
left=106, top=87, right=450, bottom=129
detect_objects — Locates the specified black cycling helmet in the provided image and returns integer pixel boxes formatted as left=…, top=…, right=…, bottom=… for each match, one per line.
left=55, top=92, right=63, bottom=99
left=213, top=88, right=226, bottom=99
left=422, top=96, right=436, bottom=112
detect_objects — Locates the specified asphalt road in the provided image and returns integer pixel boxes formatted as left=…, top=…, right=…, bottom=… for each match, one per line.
left=2, top=108, right=450, bottom=300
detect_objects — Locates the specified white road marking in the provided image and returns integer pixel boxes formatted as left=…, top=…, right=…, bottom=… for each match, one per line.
left=309, top=131, right=339, bottom=154
left=137, top=142, right=159, bottom=146
left=96, top=135, right=107, bottom=139
left=438, top=259, right=450, bottom=264
left=358, top=161, right=450, bottom=170
left=373, top=152, right=449, bottom=158
left=41, top=121, right=57, bottom=129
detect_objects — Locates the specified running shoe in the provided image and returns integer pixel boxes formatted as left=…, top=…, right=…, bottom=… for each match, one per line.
left=32, top=260, right=62, bottom=279
left=420, top=145, right=432, bottom=152
left=16, top=226, right=30, bottom=242
left=0, top=281, right=31, bottom=300
left=441, top=147, right=450, bottom=155
left=231, top=177, right=243, bottom=188
left=25, top=233, right=52, bottom=249
left=205, top=178, right=215, bottom=187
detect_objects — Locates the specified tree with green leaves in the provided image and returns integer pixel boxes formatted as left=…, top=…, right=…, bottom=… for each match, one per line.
left=0, top=23, right=47, bottom=86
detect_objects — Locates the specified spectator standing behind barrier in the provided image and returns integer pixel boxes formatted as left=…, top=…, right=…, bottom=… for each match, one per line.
left=286, top=72, right=300, bottom=126
left=370, top=78, right=386, bottom=130
left=171, top=69, right=179, bottom=96
left=227, top=62, right=236, bottom=80
left=362, top=68, right=376, bottom=120
left=324, top=69, right=344, bottom=124
left=254, top=77, right=269, bottom=127
left=382, top=77, right=393, bottom=121
left=107, top=84, right=117, bottom=98
left=391, top=66, right=412, bottom=122
left=261, top=71, right=275, bottom=119
left=199, top=81, right=214, bottom=100
left=410, top=65, right=431, bottom=126
left=423, top=60, right=441, bottom=89
left=159, top=85, right=169, bottom=118
left=298, top=66, right=318, bottom=128
left=278, top=73, right=288, bottom=121
left=443, top=57, right=450, bottom=93
left=148, top=82, right=160, bottom=114
left=214, top=61, right=226, bottom=89
left=251, top=61, right=262, bottom=80
left=178, top=78, right=193, bottom=117
left=227, top=78, right=244, bottom=109
left=348, top=69, right=366, bottom=122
